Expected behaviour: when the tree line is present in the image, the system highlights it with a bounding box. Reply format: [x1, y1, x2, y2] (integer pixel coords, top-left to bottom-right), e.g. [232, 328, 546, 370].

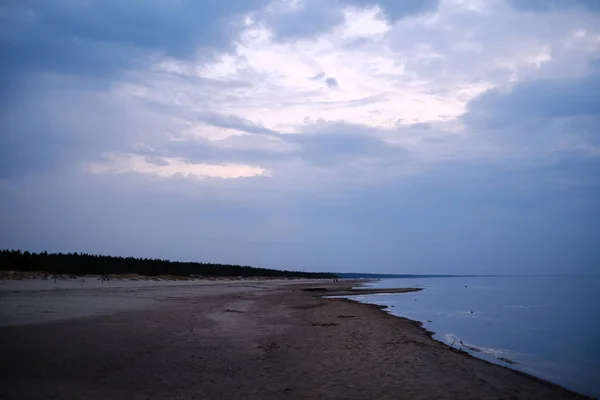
[0, 250, 337, 279]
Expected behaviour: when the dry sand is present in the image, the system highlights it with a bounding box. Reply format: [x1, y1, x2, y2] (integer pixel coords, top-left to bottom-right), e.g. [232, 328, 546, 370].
[0, 279, 591, 399]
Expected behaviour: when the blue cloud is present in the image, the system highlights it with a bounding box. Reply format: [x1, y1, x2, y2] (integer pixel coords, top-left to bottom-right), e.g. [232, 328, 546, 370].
[0, 0, 276, 177]
[0, 79, 172, 178]
[135, 119, 403, 168]
[0, 0, 270, 93]
[464, 72, 600, 129]
[290, 121, 404, 165]
[260, 0, 343, 39]
[344, 0, 439, 21]
[506, 0, 600, 13]
[196, 112, 281, 137]
[325, 77, 339, 88]
[262, 0, 440, 40]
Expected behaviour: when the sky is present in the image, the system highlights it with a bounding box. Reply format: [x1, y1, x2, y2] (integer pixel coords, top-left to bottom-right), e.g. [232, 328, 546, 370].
[1, 0, 599, 274]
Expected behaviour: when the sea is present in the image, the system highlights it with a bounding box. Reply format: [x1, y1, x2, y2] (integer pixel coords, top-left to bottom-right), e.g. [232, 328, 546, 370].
[345, 276, 600, 398]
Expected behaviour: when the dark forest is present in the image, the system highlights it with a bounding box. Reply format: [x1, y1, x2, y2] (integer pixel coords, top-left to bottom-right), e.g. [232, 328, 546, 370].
[0, 250, 336, 279]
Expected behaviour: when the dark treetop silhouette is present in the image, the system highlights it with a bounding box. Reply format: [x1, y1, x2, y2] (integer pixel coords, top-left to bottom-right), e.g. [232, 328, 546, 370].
[0, 250, 337, 279]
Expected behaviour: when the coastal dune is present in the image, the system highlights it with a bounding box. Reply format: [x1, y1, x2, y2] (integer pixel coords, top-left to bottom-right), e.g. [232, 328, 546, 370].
[0, 279, 589, 399]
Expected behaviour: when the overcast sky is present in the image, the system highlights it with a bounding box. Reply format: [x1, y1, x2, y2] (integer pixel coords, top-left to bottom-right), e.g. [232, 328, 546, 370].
[1, 0, 599, 274]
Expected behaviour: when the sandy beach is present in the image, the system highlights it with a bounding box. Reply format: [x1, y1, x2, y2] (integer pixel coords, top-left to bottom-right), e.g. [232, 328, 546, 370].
[0, 278, 590, 400]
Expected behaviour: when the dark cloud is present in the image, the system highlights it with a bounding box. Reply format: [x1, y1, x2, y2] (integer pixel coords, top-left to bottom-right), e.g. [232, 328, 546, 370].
[196, 111, 280, 137]
[325, 77, 339, 88]
[261, 0, 343, 40]
[0, 77, 176, 178]
[506, 0, 600, 13]
[262, 0, 440, 40]
[464, 72, 600, 129]
[344, 0, 439, 21]
[0, 82, 399, 177]
[306, 72, 340, 89]
[0, 0, 270, 93]
[290, 121, 405, 165]
[135, 117, 404, 169]
[130, 118, 404, 169]
[0, 90, 91, 178]
[410, 122, 431, 130]
[0, 81, 282, 178]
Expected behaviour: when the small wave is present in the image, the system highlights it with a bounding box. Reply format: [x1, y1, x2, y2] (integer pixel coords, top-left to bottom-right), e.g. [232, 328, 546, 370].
[497, 304, 553, 308]
[443, 334, 517, 364]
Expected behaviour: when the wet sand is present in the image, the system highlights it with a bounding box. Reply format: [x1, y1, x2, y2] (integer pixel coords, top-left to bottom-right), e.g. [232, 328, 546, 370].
[0, 279, 590, 399]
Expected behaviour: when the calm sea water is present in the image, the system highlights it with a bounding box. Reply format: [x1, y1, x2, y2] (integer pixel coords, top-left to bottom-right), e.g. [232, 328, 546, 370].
[347, 276, 600, 398]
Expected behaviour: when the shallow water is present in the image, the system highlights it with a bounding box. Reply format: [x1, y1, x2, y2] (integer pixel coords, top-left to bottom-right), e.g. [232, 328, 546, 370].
[349, 276, 600, 398]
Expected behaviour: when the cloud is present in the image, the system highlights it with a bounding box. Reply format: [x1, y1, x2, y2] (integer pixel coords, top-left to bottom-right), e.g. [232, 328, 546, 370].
[325, 77, 339, 88]
[466, 73, 600, 124]
[86, 154, 269, 179]
[461, 68, 600, 161]
[196, 111, 281, 137]
[506, 0, 600, 13]
[289, 120, 405, 165]
[0, 0, 271, 97]
[344, 0, 439, 21]
[258, 0, 343, 39]
[386, 0, 600, 86]
[257, 0, 439, 40]
[0, 73, 182, 178]
[1, 0, 600, 273]
[3, 0, 599, 181]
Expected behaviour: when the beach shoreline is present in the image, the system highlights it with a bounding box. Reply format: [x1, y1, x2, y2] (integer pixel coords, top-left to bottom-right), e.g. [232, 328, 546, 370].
[339, 278, 599, 399]
[327, 294, 590, 399]
[0, 279, 591, 399]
